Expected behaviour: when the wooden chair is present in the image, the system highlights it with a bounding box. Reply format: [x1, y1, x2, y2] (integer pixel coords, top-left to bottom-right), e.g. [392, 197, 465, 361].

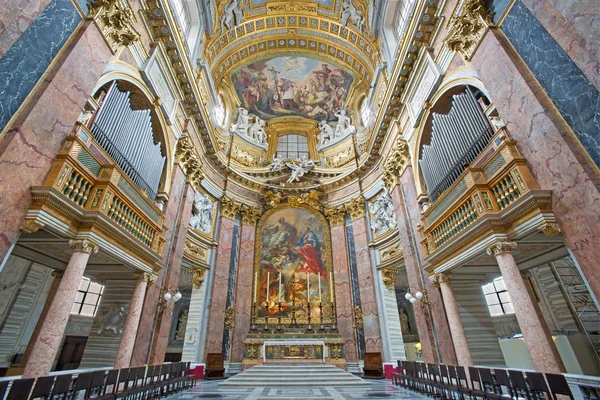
[508, 370, 532, 400]
[362, 352, 384, 379]
[49, 374, 73, 400]
[70, 372, 94, 400]
[0, 381, 9, 400]
[526, 372, 552, 400]
[478, 368, 502, 400]
[205, 353, 225, 379]
[29, 376, 55, 399]
[467, 367, 487, 399]
[545, 373, 574, 400]
[6, 378, 35, 400]
[493, 369, 514, 399]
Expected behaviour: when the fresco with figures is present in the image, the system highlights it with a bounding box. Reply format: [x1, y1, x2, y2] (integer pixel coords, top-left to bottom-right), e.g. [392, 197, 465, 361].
[231, 56, 353, 121]
[255, 207, 333, 322]
[251, 0, 333, 6]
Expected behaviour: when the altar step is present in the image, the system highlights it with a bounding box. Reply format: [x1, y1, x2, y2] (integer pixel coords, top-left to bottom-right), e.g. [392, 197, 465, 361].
[219, 364, 370, 387]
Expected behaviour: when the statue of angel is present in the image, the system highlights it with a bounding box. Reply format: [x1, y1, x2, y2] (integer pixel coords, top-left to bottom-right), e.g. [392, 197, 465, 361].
[230, 107, 251, 137]
[333, 109, 356, 138]
[286, 156, 316, 183]
[248, 116, 267, 144]
[268, 156, 285, 172]
[190, 191, 214, 233]
[317, 120, 335, 147]
[220, 0, 243, 33]
[341, 0, 365, 32]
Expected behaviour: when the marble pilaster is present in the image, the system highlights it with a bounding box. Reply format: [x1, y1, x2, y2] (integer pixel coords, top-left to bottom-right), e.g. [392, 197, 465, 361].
[148, 180, 195, 365]
[0, 0, 54, 57]
[204, 216, 236, 358]
[22, 239, 98, 378]
[114, 272, 150, 369]
[470, 29, 600, 301]
[181, 271, 209, 363]
[230, 212, 259, 363]
[436, 274, 473, 369]
[350, 214, 383, 354]
[331, 222, 358, 362]
[487, 242, 565, 373]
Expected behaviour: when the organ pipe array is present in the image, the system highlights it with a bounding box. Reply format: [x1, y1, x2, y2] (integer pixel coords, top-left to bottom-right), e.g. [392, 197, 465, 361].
[419, 89, 494, 202]
[91, 82, 165, 200]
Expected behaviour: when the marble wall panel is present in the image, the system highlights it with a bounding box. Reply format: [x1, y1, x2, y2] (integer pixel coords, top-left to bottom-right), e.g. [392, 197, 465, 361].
[382, 284, 406, 361]
[0, 0, 54, 58]
[0, 0, 81, 132]
[222, 223, 240, 360]
[470, 30, 600, 301]
[132, 165, 187, 366]
[502, 1, 600, 167]
[520, 0, 599, 90]
[351, 216, 383, 354]
[230, 223, 256, 363]
[331, 224, 357, 362]
[181, 273, 209, 362]
[454, 280, 506, 367]
[0, 20, 111, 265]
[79, 280, 135, 368]
[204, 216, 235, 357]
[345, 221, 365, 359]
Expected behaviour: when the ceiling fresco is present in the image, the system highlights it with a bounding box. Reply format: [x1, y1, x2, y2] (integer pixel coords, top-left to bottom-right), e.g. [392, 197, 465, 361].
[230, 56, 354, 121]
[251, 0, 333, 5]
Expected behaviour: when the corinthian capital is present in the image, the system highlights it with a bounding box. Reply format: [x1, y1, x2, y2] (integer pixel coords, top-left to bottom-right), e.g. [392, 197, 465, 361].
[345, 196, 366, 220]
[240, 205, 262, 225]
[486, 241, 518, 257]
[324, 205, 347, 226]
[69, 239, 99, 254]
[221, 196, 242, 220]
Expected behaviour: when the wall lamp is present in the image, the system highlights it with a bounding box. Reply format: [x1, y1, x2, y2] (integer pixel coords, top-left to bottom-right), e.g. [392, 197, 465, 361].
[404, 287, 430, 309]
[158, 286, 182, 310]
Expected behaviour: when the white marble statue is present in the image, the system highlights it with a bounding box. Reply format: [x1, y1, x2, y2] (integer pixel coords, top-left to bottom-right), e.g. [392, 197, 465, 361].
[77, 109, 94, 126]
[341, 0, 365, 33]
[230, 107, 251, 136]
[248, 116, 267, 144]
[97, 305, 127, 336]
[220, 0, 244, 33]
[490, 115, 506, 131]
[189, 191, 214, 233]
[268, 156, 285, 172]
[317, 120, 335, 147]
[369, 192, 397, 234]
[175, 309, 189, 341]
[333, 109, 356, 138]
[286, 156, 316, 183]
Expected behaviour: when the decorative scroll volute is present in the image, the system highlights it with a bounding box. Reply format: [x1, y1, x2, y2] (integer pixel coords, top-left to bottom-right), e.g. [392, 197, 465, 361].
[89, 0, 139, 52]
[346, 196, 366, 220]
[240, 206, 262, 226]
[189, 268, 207, 289]
[175, 135, 204, 191]
[382, 139, 410, 190]
[221, 196, 242, 220]
[324, 205, 347, 227]
[444, 0, 493, 60]
[381, 268, 399, 291]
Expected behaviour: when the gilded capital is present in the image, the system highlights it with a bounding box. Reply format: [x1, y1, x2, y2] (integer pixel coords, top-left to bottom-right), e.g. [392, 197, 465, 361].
[486, 241, 518, 257]
[221, 196, 242, 220]
[539, 222, 561, 236]
[189, 268, 207, 289]
[346, 196, 366, 220]
[382, 139, 410, 190]
[69, 239, 99, 254]
[434, 272, 452, 286]
[444, 0, 493, 60]
[324, 205, 347, 226]
[240, 206, 262, 225]
[89, 0, 139, 52]
[381, 268, 399, 291]
[133, 271, 155, 285]
[175, 135, 204, 190]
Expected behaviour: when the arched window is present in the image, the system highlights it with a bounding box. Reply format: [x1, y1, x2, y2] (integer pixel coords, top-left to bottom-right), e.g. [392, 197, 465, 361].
[214, 96, 226, 128]
[360, 98, 372, 127]
[393, 0, 416, 39]
[172, 0, 191, 34]
[277, 134, 309, 160]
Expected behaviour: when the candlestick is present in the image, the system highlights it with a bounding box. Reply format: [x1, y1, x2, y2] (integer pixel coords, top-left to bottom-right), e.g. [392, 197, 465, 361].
[254, 272, 258, 303]
[318, 273, 322, 304]
[278, 272, 282, 302]
[307, 273, 310, 301]
[329, 272, 333, 296]
[266, 272, 270, 304]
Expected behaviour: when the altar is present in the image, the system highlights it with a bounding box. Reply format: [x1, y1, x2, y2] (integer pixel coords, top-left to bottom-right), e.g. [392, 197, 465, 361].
[263, 340, 325, 363]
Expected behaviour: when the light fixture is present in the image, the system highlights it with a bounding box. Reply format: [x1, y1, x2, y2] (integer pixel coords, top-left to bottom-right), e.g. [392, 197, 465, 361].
[159, 286, 182, 309]
[404, 287, 430, 309]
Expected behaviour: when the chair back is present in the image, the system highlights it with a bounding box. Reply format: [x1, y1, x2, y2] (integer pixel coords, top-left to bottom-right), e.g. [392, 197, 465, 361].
[526, 372, 550, 394]
[50, 374, 73, 397]
[508, 370, 531, 399]
[206, 353, 224, 369]
[448, 365, 458, 385]
[0, 381, 8, 400]
[104, 369, 119, 394]
[456, 366, 470, 389]
[73, 371, 94, 393]
[90, 369, 106, 393]
[494, 369, 514, 397]
[545, 373, 574, 399]
[6, 378, 35, 400]
[440, 365, 449, 383]
[478, 368, 498, 394]
[468, 367, 481, 390]
[29, 376, 55, 399]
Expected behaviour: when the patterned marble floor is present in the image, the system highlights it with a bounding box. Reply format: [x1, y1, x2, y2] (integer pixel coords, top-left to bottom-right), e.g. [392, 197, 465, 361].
[164, 380, 433, 399]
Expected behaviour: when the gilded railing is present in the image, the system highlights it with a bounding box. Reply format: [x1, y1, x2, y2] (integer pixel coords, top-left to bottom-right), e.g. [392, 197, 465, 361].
[38, 123, 166, 255]
[419, 135, 539, 256]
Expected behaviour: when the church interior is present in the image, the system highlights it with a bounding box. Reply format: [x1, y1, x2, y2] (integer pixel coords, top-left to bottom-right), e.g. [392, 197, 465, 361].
[0, 0, 598, 398]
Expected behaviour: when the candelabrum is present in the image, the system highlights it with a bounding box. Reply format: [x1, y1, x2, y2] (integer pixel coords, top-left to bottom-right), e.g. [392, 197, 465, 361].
[331, 302, 337, 330]
[251, 302, 258, 330]
[319, 301, 324, 330]
[263, 302, 270, 331]
[276, 301, 283, 331]
[291, 293, 297, 327]
[306, 301, 312, 332]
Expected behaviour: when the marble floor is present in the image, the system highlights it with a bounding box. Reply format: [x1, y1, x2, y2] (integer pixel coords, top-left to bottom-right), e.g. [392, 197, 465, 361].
[164, 380, 432, 399]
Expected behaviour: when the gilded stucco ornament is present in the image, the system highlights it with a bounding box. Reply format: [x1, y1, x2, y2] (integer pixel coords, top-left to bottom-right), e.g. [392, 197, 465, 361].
[382, 139, 410, 189]
[324, 205, 346, 227]
[346, 196, 366, 220]
[240, 205, 263, 225]
[88, 0, 139, 52]
[444, 0, 493, 60]
[381, 268, 399, 291]
[189, 268, 207, 289]
[221, 196, 242, 219]
[224, 306, 236, 331]
[175, 135, 205, 191]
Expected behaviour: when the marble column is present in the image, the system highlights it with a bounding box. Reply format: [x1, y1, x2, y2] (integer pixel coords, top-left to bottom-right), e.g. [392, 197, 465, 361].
[22, 239, 98, 378]
[230, 207, 260, 363]
[436, 273, 473, 369]
[148, 180, 195, 365]
[114, 272, 151, 369]
[204, 200, 239, 358]
[487, 242, 565, 373]
[19, 270, 63, 366]
[348, 198, 383, 353]
[327, 211, 358, 362]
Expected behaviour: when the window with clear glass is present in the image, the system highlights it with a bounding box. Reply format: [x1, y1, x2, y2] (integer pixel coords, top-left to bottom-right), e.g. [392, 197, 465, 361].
[394, 0, 416, 39]
[71, 277, 104, 317]
[276, 134, 309, 160]
[172, 0, 191, 35]
[360, 99, 372, 127]
[214, 97, 226, 128]
[482, 277, 514, 316]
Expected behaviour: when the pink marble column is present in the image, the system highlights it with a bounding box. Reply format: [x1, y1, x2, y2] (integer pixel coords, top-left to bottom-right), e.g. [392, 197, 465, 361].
[351, 211, 383, 354]
[230, 210, 259, 363]
[0, 21, 112, 264]
[114, 272, 151, 369]
[204, 215, 236, 358]
[487, 242, 565, 373]
[331, 221, 358, 362]
[148, 181, 195, 365]
[19, 270, 63, 366]
[22, 239, 98, 378]
[470, 30, 600, 301]
[436, 274, 473, 369]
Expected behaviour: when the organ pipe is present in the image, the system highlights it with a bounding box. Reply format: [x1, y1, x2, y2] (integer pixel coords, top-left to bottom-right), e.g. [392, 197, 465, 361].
[420, 89, 494, 202]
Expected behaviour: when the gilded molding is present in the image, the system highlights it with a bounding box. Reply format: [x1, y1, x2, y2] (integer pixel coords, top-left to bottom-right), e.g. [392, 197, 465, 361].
[224, 306, 236, 331]
[175, 135, 205, 191]
[89, 0, 139, 52]
[240, 205, 263, 225]
[486, 241, 518, 257]
[345, 196, 366, 220]
[262, 190, 283, 210]
[444, 0, 492, 60]
[69, 239, 99, 254]
[381, 242, 402, 261]
[189, 268, 207, 289]
[381, 268, 399, 291]
[352, 306, 363, 330]
[539, 222, 561, 236]
[21, 220, 45, 234]
[221, 196, 242, 220]
[184, 241, 207, 261]
[382, 139, 410, 190]
[324, 205, 347, 227]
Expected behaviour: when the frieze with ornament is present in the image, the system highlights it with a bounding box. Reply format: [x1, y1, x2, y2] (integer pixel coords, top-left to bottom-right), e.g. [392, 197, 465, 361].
[89, 0, 139, 53]
[444, 0, 492, 60]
